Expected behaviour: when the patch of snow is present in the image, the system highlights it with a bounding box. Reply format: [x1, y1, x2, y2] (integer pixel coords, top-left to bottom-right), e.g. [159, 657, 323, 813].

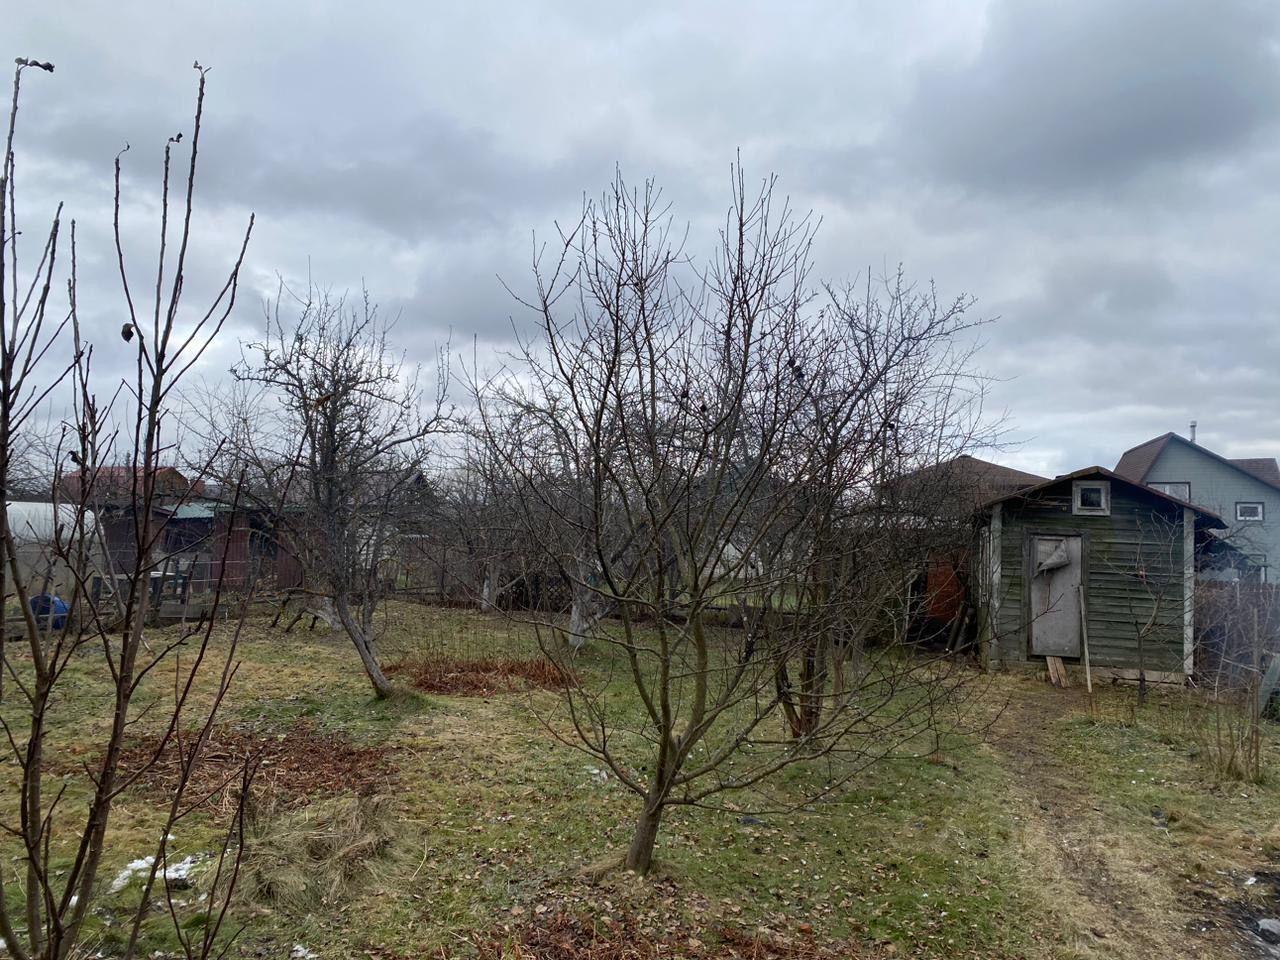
[108, 853, 206, 894]
[291, 946, 319, 960]
[109, 857, 155, 893]
[163, 856, 200, 883]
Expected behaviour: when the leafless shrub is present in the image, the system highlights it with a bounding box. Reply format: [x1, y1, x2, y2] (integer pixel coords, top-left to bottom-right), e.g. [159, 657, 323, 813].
[0, 60, 257, 960]
[1189, 581, 1280, 783]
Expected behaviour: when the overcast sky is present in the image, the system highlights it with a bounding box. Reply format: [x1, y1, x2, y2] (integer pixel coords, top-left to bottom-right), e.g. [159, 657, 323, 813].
[10, 0, 1280, 477]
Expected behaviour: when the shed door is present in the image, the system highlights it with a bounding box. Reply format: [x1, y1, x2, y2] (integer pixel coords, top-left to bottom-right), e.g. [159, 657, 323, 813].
[1029, 535, 1083, 657]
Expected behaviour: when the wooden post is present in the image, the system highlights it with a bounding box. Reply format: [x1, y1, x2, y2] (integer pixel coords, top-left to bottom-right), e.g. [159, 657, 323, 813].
[1252, 606, 1262, 780]
[1079, 584, 1093, 696]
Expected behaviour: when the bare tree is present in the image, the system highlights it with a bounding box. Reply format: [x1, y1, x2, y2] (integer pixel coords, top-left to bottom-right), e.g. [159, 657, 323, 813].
[426, 436, 535, 609]
[476, 169, 990, 874]
[224, 285, 448, 698]
[0, 60, 257, 959]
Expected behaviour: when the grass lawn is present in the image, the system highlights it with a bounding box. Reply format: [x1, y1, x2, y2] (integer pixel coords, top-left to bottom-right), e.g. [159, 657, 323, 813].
[4, 604, 1280, 958]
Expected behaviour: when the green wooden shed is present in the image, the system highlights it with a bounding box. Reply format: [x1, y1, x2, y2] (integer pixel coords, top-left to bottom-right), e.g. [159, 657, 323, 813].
[976, 466, 1226, 681]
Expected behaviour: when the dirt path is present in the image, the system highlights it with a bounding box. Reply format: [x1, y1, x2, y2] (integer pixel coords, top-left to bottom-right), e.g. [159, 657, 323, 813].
[987, 680, 1268, 960]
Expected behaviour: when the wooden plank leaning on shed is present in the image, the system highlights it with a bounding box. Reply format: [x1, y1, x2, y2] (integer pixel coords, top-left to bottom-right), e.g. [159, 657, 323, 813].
[1079, 584, 1092, 695]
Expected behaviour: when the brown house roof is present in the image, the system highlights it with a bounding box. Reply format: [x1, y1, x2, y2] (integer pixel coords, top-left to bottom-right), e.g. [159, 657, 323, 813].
[1230, 457, 1280, 486]
[896, 455, 1047, 509]
[61, 466, 205, 504]
[1114, 432, 1280, 492]
[1113, 434, 1173, 484]
[943, 455, 1048, 492]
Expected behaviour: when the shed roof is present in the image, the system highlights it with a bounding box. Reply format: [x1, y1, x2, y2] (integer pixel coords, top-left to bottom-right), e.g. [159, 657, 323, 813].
[982, 465, 1227, 529]
[1115, 432, 1280, 492]
[161, 502, 217, 521]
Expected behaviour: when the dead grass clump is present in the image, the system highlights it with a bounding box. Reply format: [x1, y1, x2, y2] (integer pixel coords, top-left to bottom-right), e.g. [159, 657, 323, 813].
[1262, 823, 1280, 858]
[477, 913, 880, 959]
[1171, 691, 1267, 785]
[388, 655, 572, 696]
[116, 722, 396, 812]
[1165, 806, 1211, 836]
[239, 794, 407, 915]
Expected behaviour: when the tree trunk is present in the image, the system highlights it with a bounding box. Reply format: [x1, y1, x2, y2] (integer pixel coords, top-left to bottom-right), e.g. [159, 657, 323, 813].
[334, 594, 395, 698]
[481, 563, 497, 611]
[568, 585, 598, 650]
[567, 550, 601, 649]
[354, 633, 395, 699]
[624, 803, 664, 875]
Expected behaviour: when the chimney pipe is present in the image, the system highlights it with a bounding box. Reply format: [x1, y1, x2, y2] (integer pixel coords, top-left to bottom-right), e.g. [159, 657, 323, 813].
[1190, 420, 1198, 443]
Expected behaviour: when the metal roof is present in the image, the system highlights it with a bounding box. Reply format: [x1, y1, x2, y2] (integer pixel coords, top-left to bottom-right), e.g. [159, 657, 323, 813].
[162, 502, 217, 520]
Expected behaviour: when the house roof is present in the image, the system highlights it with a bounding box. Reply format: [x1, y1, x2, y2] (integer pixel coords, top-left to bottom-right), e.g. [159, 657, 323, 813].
[982, 465, 1227, 529]
[938, 455, 1047, 491]
[894, 455, 1047, 508]
[61, 466, 205, 502]
[1113, 434, 1172, 484]
[1230, 457, 1280, 486]
[1115, 432, 1280, 493]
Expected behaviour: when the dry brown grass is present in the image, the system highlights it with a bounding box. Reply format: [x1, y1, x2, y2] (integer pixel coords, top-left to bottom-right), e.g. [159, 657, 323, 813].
[238, 794, 410, 915]
[388, 655, 573, 696]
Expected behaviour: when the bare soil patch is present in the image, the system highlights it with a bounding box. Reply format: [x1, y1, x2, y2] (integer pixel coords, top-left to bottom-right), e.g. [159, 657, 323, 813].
[388, 655, 572, 696]
[115, 722, 396, 812]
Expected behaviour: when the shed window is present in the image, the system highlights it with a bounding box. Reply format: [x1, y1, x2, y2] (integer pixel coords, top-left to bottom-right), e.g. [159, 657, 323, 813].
[1150, 481, 1190, 500]
[1072, 480, 1110, 516]
[1237, 502, 1265, 522]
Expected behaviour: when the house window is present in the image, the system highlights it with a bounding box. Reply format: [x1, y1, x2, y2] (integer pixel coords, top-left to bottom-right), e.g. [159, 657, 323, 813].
[1237, 502, 1265, 522]
[1072, 480, 1110, 516]
[1150, 481, 1190, 500]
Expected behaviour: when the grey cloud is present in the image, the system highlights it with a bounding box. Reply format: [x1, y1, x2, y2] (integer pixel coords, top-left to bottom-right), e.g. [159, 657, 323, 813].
[898, 0, 1280, 194]
[10, 0, 1280, 480]
[992, 255, 1177, 347]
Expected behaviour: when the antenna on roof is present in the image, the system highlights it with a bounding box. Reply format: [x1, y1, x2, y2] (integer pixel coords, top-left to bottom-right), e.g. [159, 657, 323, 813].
[1190, 420, 1198, 443]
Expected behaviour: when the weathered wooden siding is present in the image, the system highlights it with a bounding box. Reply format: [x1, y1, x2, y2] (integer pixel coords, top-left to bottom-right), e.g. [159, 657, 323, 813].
[992, 483, 1186, 672]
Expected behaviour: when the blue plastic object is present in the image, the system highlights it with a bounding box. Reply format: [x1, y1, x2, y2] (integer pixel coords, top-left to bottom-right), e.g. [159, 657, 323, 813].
[29, 594, 69, 630]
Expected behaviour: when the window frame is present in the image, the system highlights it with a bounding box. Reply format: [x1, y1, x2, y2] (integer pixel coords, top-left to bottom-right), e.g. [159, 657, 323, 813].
[1072, 480, 1111, 517]
[1236, 501, 1265, 523]
[1149, 481, 1190, 501]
